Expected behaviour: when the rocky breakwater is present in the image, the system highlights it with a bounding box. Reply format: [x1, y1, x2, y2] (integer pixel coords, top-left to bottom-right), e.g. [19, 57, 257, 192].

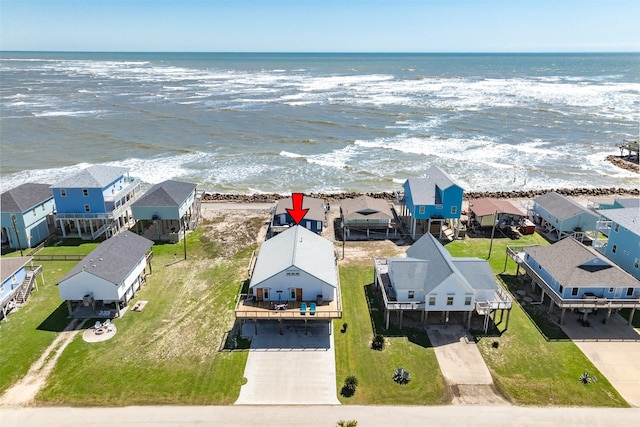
[606, 155, 639, 174]
[202, 187, 639, 203]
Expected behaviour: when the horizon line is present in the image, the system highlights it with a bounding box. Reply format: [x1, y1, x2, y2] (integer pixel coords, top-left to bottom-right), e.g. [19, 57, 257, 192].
[1, 50, 639, 55]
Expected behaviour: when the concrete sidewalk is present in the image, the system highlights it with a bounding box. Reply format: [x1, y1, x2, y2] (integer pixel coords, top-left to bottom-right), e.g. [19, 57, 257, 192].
[235, 320, 340, 405]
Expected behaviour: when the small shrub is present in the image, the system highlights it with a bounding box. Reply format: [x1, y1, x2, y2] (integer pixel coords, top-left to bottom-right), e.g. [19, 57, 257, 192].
[340, 375, 359, 397]
[579, 372, 591, 384]
[371, 334, 385, 350]
[336, 420, 358, 427]
[341, 322, 348, 333]
[492, 341, 499, 349]
[393, 367, 411, 385]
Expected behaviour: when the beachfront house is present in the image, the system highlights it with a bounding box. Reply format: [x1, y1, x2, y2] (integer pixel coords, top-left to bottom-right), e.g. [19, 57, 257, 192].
[529, 192, 598, 241]
[340, 195, 398, 240]
[270, 196, 327, 236]
[515, 237, 640, 325]
[594, 207, 640, 280]
[399, 166, 464, 239]
[57, 231, 153, 318]
[51, 165, 143, 240]
[374, 233, 512, 332]
[1, 183, 55, 250]
[1, 256, 43, 320]
[131, 180, 200, 242]
[468, 198, 526, 235]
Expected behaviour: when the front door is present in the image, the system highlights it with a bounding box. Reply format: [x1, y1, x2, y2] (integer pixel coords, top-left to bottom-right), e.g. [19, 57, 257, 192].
[296, 288, 303, 301]
[256, 288, 263, 301]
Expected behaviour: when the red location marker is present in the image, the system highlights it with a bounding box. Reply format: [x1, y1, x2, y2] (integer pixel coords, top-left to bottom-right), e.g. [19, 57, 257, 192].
[286, 193, 309, 225]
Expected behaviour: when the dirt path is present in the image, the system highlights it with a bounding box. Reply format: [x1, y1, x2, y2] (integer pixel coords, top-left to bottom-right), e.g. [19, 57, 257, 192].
[0, 319, 86, 407]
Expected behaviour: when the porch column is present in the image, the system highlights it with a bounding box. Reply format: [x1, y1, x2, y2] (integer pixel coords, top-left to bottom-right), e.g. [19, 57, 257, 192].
[424, 310, 429, 326]
[411, 217, 417, 239]
[66, 300, 73, 316]
[548, 298, 554, 314]
[399, 309, 403, 329]
[60, 219, 67, 237]
[560, 308, 566, 325]
[505, 308, 511, 330]
[254, 319, 258, 335]
[385, 309, 390, 329]
[76, 220, 81, 237]
[606, 306, 612, 325]
[540, 286, 545, 303]
[467, 310, 472, 329]
[628, 307, 636, 325]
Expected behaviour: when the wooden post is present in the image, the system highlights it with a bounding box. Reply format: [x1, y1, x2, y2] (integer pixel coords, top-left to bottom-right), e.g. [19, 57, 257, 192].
[505, 308, 511, 330]
[385, 309, 390, 329]
[280, 319, 284, 335]
[399, 309, 403, 329]
[606, 306, 612, 325]
[66, 300, 73, 317]
[548, 298, 554, 314]
[628, 307, 636, 325]
[254, 319, 258, 335]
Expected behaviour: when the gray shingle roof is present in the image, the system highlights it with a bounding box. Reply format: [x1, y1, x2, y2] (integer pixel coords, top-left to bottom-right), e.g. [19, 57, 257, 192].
[533, 192, 597, 220]
[524, 237, 637, 288]
[1, 257, 33, 283]
[0, 183, 53, 213]
[404, 166, 462, 205]
[405, 233, 454, 287]
[615, 198, 640, 209]
[250, 225, 337, 289]
[274, 196, 325, 221]
[132, 180, 197, 208]
[58, 231, 153, 286]
[341, 195, 393, 220]
[597, 207, 640, 236]
[52, 165, 128, 189]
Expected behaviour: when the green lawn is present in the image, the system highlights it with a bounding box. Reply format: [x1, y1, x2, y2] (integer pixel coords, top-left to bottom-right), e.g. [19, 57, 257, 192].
[333, 265, 448, 405]
[445, 234, 628, 407]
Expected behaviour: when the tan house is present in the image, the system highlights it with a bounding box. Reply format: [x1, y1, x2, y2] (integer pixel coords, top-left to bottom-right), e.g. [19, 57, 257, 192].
[340, 195, 399, 239]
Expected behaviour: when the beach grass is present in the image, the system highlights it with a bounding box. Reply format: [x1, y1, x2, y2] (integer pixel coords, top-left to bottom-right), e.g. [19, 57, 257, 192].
[333, 265, 448, 405]
[445, 234, 628, 407]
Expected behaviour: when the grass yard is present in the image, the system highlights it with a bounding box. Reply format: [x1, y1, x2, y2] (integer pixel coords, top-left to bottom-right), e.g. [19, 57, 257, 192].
[333, 265, 448, 405]
[445, 234, 628, 407]
[35, 220, 259, 405]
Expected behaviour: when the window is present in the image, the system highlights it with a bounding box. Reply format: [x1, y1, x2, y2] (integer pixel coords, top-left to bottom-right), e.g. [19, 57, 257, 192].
[447, 296, 454, 306]
[538, 264, 542, 270]
[60, 189, 67, 197]
[451, 206, 457, 215]
[42, 204, 45, 211]
[571, 288, 578, 296]
[428, 296, 436, 306]
[627, 288, 634, 297]
[419, 206, 425, 215]
[464, 296, 472, 306]
[559, 285, 563, 294]
[436, 204, 443, 210]
[609, 287, 614, 293]
[634, 259, 639, 269]
[33, 209, 36, 216]
[408, 291, 415, 299]
[612, 244, 617, 254]
[290, 289, 296, 299]
[84, 204, 91, 212]
[614, 224, 620, 232]
[263, 288, 269, 300]
[0, 284, 4, 293]
[82, 188, 89, 197]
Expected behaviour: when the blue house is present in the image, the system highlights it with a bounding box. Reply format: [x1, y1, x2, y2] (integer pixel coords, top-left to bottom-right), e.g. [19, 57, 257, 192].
[530, 192, 599, 241]
[519, 237, 639, 325]
[51, 165, 143, 239]
[131, 180, 200, 242]
[1, 256, 43, 320]
[594, 207, 640, 280]
[1, 183, 55, 250]
[400, 166, 464, 239]
[270, 196, 327, 236]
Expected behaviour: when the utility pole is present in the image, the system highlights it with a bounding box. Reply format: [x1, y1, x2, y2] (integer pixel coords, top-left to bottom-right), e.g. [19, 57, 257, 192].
[487, 210, 498, 260]
[11, 214, 24, 256]
[183, 217, 187, 260]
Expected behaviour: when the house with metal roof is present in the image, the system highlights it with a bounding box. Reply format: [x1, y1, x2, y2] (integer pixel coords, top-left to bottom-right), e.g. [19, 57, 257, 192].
[340, 195, 398, 240]
[270, 196, 327, 236]
[468, 198, 525, 229]
[1, 183, 55, 250]
[131, 180, 200, 242]
[374, 233, 512, 332]
[57, 231, 153, 318]
[51, 165, 143, 240]
[399, 166, 464, 239]
[1, 257, 43, 321]
[594, 207, 640, 280]
[516, 237, 639, 325]
[530, 192, 598, 241]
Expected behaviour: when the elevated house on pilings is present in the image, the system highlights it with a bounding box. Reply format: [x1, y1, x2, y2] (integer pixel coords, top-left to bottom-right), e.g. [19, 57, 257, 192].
[269, 196, 327, 237]
[399, 166, 464, 240]
[1, 256, 43, 321]
[56, 231, 153, 319]
[1, 183, 55, 250]
[508, 237, 639, 326]
[131, 180, 201, 243]
[527, 191, 598, 242]
[374, 233, 512, 333]
[594, 207, 640, 280]
[51, 165, 143, 240]
[340, 195, 400, 240]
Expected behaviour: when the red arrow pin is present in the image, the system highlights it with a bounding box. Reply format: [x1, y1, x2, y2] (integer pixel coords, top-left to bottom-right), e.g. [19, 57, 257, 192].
[286, 193, 309, 225]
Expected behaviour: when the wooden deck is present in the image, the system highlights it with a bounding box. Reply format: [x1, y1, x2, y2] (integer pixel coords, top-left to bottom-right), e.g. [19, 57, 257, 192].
[235, 295, 342, 320]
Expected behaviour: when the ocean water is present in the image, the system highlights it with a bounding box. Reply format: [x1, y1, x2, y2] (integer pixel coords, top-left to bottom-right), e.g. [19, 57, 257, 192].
[1, 52, 638, 194]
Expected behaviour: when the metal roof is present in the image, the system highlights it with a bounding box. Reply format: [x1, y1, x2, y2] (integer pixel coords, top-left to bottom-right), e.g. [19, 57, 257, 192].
[533, 192, 598, 221]
[58, 231, 153, 286]
[341, 195, 393, 220]
[1, 183, 53, 213]
[597, 207, 640, 236]
[468, 198, 524, 217]
[132, 180, 197, 208]
[249, 225, 337, 289]
[404, 165, 462, 205]
[52, 165, 129, 189]
[524, 237, 638, 289]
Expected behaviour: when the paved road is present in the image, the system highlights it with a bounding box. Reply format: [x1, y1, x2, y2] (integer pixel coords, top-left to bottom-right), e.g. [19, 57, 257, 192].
[2, 405, 640, 427]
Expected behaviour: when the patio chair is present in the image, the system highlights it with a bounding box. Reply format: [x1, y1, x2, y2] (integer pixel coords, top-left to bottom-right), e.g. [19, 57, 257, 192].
[94, 321, 102, 330]
[310, 302, 316, 315]
[300, 302, 307, 315]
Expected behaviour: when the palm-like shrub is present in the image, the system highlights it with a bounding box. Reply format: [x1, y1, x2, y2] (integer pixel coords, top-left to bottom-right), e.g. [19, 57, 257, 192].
[371, 334, 385, 350]
[579, 372, 591, 384]
[393, 367, 411, 385]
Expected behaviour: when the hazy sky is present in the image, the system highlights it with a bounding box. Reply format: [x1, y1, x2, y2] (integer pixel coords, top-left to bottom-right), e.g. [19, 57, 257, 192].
[1, 0, 638, 52]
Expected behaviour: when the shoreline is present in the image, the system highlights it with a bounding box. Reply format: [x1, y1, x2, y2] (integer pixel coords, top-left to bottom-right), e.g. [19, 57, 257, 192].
[202, 186, 639, 203]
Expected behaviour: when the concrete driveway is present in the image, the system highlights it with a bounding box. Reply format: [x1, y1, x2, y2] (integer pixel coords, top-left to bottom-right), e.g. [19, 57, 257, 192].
[560, 311, 640, 407]
[427, 325, 507, 404]
[235, 320, 340, 405]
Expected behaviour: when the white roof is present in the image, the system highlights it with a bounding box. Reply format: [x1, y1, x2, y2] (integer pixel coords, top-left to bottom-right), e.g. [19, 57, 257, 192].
[250, 225, 337, 288]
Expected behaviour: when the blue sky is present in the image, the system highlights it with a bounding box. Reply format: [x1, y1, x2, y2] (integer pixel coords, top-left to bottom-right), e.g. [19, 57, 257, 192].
[1, 0, 638, 52]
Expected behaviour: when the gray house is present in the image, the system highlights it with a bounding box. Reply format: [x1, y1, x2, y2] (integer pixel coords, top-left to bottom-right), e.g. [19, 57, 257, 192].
[131, 180, 199, 242]
[340, 195, 398, 240]
[530, 192, 598, 241]
[1, 183, 55, 250]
